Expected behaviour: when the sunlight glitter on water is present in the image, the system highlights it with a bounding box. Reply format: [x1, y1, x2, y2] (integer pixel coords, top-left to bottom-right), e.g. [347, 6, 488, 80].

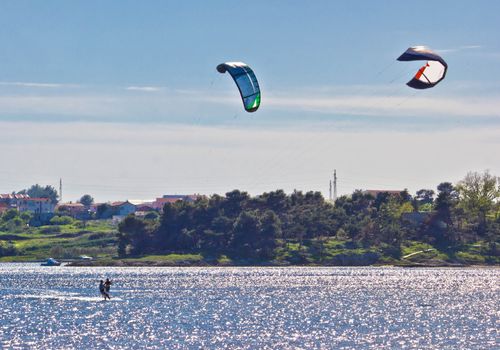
[0, 264, 498, 349]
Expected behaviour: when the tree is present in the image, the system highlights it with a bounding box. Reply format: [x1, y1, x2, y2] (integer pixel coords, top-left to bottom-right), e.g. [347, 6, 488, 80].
[1, 209, 19, 222]
[398, 189, 412, 204]
[223, 190, 250, 217]
[456, 170, 500, 234]
[18, 184, 59, 204]
[118, 216, 153, 256]
[260, 190, 289, 214]
[144, 211, 159, 221]
[117, 233, 127, 257]
[231, 211, 260, 258]
[435, 182, 458, 221]
[96, 203, 113, 219]
[50, 216, 74, 225]
[416, 189, 435, 206]
[79, 194, 94, 207]
[433, 182, 459, 245]
[155, 203, 181, 251]
[258, 210, 281, 259]
[373, 192, 391, 210]
[377, 197, 407, 248]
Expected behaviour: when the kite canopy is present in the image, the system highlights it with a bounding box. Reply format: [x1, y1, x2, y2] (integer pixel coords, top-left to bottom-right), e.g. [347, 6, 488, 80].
[217, 62, 261, 112]
[397, 46, 448, 89]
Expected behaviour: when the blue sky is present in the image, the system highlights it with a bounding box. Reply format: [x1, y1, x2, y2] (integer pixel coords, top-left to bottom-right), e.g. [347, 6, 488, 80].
[1, 1, 499, 201]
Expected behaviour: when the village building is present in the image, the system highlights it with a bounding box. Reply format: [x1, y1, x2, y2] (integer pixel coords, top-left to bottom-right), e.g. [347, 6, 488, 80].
[152, 194, 199, 211]
[135, 203, 156, 212]
[111, 201, 136, 216]
[56, 202, 89, 219]
[18, 198, 56, 214]
[0, 193, 30, 209]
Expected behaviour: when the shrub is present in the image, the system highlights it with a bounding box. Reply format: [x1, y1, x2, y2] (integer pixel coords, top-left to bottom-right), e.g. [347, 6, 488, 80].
[0, 242, 18, 257]
[50, 216, 74, 225]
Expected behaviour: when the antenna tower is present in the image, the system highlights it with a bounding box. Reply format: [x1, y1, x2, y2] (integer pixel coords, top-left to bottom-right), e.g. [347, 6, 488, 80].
[333, 170, 337, 203]
[329, 180, 332, 201]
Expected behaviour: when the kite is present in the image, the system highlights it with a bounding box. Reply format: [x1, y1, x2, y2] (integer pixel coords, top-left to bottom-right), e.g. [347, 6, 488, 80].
[397, 46, 448, 89]
[217, 62, 261, 112]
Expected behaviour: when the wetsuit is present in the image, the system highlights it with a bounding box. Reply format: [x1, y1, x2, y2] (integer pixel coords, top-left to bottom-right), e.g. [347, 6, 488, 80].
[99, 282, 110, 299]
[104, 280, 112, 293]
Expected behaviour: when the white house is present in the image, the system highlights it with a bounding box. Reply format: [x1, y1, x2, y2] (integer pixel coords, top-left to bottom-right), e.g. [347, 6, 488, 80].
[18, 198, 56, 214]
[111, 201, 136, 216]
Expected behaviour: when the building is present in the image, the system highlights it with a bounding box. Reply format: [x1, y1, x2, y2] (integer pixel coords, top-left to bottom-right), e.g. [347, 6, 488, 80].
[56, 202, 87, 218]
[128, 200, 155, 212]
[135, 203, 156, 212]
[111, 201, 136, 216]
[89, 203, 101, 214]
[152, 194, 200, 211]
[18, 198, 56, 214]
[0, 194, 30, 209]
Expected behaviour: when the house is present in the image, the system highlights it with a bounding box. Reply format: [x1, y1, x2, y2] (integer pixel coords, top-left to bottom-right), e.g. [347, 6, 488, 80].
[0, 194, 30, 209]
[89, 203, 101, 214]
[152, 194, 200, 210]
[128, 200, 155, 212]
[1, 194, 56, 215]
[111, 201, 136, 216]
[135, 203, 156, 212]
[18, 198, 56, 214]
[92, 203, 113, 219]
[152, 197, 180, 210]
[56, 202, 87, 218]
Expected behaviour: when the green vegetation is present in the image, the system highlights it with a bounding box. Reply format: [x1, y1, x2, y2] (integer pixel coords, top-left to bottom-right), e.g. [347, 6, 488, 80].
[1, 170, 499, 266]
[17, 184, 59, 204]
[0, 217, 117, 261]
[113, 170, 499, 266]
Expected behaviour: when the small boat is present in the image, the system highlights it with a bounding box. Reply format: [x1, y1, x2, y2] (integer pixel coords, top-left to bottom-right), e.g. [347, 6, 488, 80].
[41, 258, 61, 266]
[79, 255, 93, 260]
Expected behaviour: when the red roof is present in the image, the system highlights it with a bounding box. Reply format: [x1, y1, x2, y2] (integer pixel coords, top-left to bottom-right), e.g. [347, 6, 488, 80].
[0, 194, 30, 199]
[155, 198, 181, 204]
[58, 203, 84, 208]
[111, 201, 134, 207]
[23, 197, 51, 202]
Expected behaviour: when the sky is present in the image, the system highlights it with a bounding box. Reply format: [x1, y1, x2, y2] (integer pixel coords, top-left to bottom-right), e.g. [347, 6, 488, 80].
[0, 1, 499, 202]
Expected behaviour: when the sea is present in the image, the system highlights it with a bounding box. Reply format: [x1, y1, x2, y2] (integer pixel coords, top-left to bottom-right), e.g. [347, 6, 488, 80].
[0, 264, 498, 349]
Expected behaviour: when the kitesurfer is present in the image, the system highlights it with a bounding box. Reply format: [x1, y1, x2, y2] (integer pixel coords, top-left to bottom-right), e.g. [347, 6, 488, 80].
[104, 278, 112, 294]
[99, 280, 111, 300]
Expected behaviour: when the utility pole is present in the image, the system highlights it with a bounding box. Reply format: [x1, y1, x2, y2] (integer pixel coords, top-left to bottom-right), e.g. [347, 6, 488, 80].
[329, 180, 332, 201]
[333, 169, 337, 203]
[59, 178, 63, 203]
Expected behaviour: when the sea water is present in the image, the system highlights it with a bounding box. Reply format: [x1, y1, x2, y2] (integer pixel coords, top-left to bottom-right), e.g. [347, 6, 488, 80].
[0, 264, 498, 349]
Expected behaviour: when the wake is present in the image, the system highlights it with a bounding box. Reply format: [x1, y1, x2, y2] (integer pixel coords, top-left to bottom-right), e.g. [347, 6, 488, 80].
[15, 293, 123, 302]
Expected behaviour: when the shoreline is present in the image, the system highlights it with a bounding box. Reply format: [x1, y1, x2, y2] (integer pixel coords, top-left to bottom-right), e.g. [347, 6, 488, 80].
[62, 260, 497, 268]
[1, 259, 498, 268]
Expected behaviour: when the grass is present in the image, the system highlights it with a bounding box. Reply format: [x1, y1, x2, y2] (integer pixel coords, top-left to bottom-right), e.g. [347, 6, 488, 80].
[0, 220, 118, 261]
[273, 238, 380, 265]
[1, 221, 497, 266]
[449, 241, 499, 265]
[125, 254, 204, 262]
[401, 241, 436, 256]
